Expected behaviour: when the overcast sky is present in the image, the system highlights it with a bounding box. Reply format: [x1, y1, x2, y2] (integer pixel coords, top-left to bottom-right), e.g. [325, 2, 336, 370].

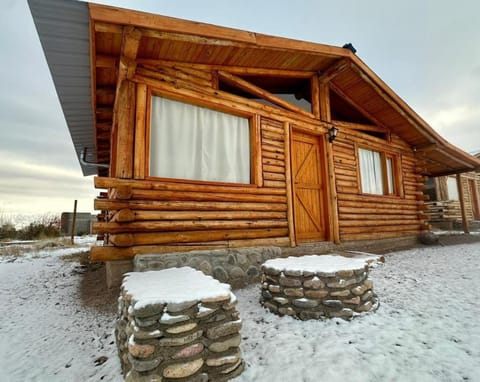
[1, 0, 479, 219]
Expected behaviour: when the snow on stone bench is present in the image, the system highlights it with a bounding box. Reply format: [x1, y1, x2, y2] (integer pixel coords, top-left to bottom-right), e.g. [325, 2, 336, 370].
[260, 255, 379, 320]
[116, 267, 244, 381]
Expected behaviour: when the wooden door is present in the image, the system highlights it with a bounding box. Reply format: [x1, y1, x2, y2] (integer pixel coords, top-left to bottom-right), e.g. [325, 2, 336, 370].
[468, 179, 480, 220]
[291, 131, 328, 242]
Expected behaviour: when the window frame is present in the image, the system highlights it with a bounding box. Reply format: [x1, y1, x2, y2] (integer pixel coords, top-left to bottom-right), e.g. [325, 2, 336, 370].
[357, 145, 402, 197]
[145, 89, 261, 187]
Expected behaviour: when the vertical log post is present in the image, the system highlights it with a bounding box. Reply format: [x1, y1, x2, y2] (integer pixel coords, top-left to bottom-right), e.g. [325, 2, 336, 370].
[71, 199, 78, 245]
[456, 174, 470, 234]
[319, 82, 340, 243]
[284, 121, 295, 247]
[113, 26, 142, 180]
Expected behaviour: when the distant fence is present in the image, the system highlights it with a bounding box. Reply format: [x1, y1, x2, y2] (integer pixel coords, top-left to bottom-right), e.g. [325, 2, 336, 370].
[61, 212, 94, 236]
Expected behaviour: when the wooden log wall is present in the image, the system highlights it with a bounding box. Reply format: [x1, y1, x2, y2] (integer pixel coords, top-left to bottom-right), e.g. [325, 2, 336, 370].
[333, 132, 427, 241]
[426, 174, 479, 222]
[92, 57, 296, 261]
[91, 57, 430, 260]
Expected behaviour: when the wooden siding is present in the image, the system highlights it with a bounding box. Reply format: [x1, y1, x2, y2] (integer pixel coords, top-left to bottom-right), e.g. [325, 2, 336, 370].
[333, 133, 426, 241]
[426, 173, 480, 222]
[90, 56, 428, 261]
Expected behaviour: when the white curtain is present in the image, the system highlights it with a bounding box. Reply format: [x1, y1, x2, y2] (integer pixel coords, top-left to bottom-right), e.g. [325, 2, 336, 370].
[359, 148, 383, 195]
[386, 157, 394, 194]
[447, 177, 459, 200]
[150, 96, 250, 183]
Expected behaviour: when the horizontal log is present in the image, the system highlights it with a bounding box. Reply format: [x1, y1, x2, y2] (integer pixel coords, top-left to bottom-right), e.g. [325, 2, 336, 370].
[339, 219, 420, 227]
[94, 219, 288, 234]
[261, 123, 284, 135]
[336, 180, 358, 188]
[262, 150, 285, 161]
[337, 193, 422, 206]
[111, 208, 135, 223]
[263, 172, 286, 181]
[262, 157, 285, 167]
[263, 180, 286, 188]
[94, 176, 286, 195]
[260, 144, 285, 154]
[334, 173, 358, 182]
[340, 224, 422, 234]
[339, 212, 418, 220]
[262, 137, 285, 149]
[90, 236, 290, 261]
[109, 228, 289, 247]
[94, 199, 288, 212]
[133, 210, 287, 221]
[338, 206, 418, 215]
[262, 129, 284, 141]
[332, 145, 355, 156]
[131, 189, 287, 203]
[341, 231, 419, 242]
[262, 164, 285, 174]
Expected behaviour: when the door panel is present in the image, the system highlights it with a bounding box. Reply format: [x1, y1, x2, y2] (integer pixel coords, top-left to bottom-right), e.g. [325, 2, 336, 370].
[291, 132, 327, 242]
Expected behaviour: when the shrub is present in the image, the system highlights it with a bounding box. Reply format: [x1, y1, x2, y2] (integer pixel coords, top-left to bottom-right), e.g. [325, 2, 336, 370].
[0, 223, 16, 240]
[17, 214, 61, 240]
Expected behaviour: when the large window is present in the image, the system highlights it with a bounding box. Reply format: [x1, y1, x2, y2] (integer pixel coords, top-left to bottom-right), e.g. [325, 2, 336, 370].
[150, 96, 251, 184]
[358, 147, 397, 195]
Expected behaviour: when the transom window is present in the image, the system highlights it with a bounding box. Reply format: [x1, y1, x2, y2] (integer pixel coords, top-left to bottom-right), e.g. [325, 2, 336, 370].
[358, 147, 397, 195]
[149, 96, 251, 184]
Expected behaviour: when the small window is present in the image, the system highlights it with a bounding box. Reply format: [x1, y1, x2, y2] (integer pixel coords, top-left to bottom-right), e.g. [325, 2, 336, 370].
[446, 177, 459, 200]
[149, 96, 251, 184]
[358, 148, 398, 195]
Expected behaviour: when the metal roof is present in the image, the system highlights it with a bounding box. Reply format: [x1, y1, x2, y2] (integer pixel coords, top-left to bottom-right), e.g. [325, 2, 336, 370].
[28, 0, 96, 176]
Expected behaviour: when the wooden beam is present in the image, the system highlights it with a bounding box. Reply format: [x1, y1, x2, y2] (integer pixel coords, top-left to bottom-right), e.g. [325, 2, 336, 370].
[332, 120, 387, 134]
[136, 59, 315, 78]
[113, 80, 136, 178]
[329, 82, 388, 130]
[319, 58, 350, 84]
[456, 174, 470, 234]
[284, 122, 295, 247]
[320, 82, 340, 244]
[94, 21, 122, 34]
[217, 70, 315, 119]
[96, 54, 117, 68]
[134, 83, 147, 179]
[112, 26, 142, 179]
[89, 3, 258, 44]
[311, 75, 320, 118]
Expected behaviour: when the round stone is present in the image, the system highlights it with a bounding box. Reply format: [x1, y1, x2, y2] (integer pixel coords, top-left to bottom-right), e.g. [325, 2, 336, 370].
[163, 358, 204, 379]
[213, 266, 229, 283]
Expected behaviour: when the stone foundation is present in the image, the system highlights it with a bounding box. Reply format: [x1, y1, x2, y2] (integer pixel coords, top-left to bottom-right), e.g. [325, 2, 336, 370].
[260, 255, 379, 320]
[116, 268, 244, 381]
[134, 247, 282, 289]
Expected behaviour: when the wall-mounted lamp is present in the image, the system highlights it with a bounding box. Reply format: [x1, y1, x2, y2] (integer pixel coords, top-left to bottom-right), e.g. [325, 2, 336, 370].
[328, 126, 339, 143]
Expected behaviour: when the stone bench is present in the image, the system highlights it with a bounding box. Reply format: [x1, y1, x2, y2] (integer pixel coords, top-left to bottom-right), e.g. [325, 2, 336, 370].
[116, 267, 244, 381]
[260, 255, 379, 320]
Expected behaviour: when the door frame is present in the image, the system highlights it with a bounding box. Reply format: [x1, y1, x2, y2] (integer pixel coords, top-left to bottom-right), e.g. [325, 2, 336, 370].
[289, 127, 332, 243]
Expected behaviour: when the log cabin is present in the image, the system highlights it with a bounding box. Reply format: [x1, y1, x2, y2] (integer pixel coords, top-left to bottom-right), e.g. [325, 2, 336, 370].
[425, 152, 480, 231]
[29, 1, 480, 272]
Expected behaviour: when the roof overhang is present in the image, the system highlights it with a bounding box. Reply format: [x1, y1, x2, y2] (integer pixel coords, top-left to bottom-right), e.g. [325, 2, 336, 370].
[28, 0, 480, 177]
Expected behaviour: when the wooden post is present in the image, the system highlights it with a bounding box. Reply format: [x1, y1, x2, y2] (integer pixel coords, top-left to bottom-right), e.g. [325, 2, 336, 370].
[319, 83, 340, 243]
[284, 122, 295, 247]
[456, 174, 470, 234]
[71, 199, 78, 245]
[134, 83, 147, 179]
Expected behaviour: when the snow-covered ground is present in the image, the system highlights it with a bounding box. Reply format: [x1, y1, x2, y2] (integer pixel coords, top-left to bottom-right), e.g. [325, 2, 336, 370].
[1, 239, 479, 381]
[0, 236, 122, 382]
